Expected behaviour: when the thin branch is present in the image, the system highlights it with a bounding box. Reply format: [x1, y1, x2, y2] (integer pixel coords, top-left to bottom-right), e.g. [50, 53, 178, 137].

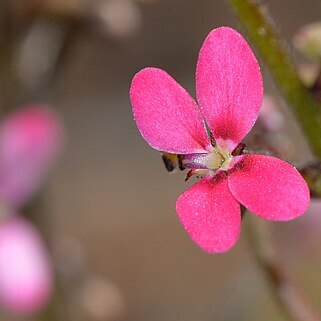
[246, 217, 321, 321]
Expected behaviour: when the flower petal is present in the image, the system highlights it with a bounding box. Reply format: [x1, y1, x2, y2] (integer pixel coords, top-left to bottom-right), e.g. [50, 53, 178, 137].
[176, 173, 241, 253]
[196, 27, 263, 151]
[228, 155, 310, 221]
[130, 68, 210, 154]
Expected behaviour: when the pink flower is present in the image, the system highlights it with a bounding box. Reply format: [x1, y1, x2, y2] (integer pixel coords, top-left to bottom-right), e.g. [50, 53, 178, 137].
[0, 105, 63, 208]
[130, 27, 310, 253]
[0, 216, 53, 314]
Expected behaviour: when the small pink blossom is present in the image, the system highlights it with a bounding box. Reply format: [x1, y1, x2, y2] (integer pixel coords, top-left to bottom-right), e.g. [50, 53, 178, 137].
[0, 105, 63, 208]
[130, 27, 310, 253]
[0, 216, 53, 313]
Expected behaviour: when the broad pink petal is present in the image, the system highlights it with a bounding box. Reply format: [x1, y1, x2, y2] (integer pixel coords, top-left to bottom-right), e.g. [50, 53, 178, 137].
[196, 27, 263, 151]
[228, 155, 310, 220]
[176, 173, 241, 253]
[130, 68, 210, 154]
[0, 106, 63, 208]
[0, 216, 53, 314]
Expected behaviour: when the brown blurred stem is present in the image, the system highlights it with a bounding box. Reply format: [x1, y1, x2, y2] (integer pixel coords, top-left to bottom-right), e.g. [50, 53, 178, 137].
[299, 160, 321, 198]
[228, 0, 321, 159]
[246, 216, 321, 321]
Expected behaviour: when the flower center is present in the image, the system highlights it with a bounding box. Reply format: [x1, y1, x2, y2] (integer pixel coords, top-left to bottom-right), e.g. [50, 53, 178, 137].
[182, 147, 233, 172]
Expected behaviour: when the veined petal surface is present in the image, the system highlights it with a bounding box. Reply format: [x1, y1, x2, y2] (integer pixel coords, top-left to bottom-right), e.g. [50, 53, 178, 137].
[228, 155, 310, 221]
[196, 27, 263, 152]
[130, 68, 210, 154]
[176, 174, 241, 253]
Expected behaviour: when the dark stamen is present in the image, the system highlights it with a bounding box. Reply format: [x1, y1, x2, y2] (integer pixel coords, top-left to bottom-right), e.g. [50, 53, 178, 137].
[209, 131, 216, 147]
[185, 169, 196, 181]
[162, 154, 175, 172]
[232, 143, 246, 156]
[177, 154, 185, 170]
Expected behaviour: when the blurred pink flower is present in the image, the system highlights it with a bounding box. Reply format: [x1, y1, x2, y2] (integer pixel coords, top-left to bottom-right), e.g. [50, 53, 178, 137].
[0, 216, 53, 314]
[130, 27, 310, 253]
[258, 95, 284, 132]
[0, 105, 63, 208]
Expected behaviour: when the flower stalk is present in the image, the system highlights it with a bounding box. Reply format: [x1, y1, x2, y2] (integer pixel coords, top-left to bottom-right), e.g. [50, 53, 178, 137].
[246, 216, 321, 321]
[228, 0, 321, 159]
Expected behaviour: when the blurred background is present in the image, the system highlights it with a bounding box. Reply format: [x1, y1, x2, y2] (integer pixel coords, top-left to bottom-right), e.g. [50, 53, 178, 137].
[0, 0, 321, 320]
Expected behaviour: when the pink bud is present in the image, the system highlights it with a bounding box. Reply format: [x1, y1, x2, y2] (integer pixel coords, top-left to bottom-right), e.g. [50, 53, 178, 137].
[0, 105, 63, 208]
[0, 216, 53, 314]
